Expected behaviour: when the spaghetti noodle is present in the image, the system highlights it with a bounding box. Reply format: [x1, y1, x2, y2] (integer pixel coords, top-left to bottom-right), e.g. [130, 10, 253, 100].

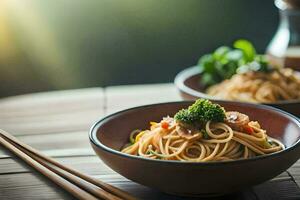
[206, 68, 300, 103]
[121, 111, 284, 162]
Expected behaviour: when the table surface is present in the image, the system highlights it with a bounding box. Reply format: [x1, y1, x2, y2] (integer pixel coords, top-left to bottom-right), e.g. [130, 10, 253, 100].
[1, 83, 300, 200]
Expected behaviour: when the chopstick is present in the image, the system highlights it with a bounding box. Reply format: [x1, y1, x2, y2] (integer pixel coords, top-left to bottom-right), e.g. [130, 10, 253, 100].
[0, 130, 135, 200]
[16, 144, 122, 200]
[0, 136, 98, 200]
[0, 130, 138, 200]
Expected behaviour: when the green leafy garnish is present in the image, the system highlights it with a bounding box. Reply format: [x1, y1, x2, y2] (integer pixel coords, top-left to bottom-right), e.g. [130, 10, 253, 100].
[233, 39, 256, 62]
[201, 129, 210, 139]
[174, 99, 225, 125]
[198, 39, 273, 87]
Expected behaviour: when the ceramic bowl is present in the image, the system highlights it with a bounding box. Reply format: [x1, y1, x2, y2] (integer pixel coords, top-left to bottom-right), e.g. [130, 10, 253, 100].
[89, 101, 300, 196]
[174, 66, 300, 117]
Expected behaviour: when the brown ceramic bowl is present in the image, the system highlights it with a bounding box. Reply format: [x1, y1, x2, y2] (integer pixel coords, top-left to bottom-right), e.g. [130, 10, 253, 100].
[89, 101, 300, 197]
[174, 66, 300, 117]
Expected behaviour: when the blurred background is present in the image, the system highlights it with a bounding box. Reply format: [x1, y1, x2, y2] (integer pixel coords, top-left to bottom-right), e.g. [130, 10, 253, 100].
[0, 0, 278, 97]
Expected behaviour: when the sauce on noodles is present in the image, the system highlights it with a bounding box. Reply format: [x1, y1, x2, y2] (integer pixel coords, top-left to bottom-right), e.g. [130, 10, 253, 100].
[121, 100, 284, 161]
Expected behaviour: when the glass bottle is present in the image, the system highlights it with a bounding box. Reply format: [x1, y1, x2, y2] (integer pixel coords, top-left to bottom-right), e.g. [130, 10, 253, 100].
[267, 0, 300, 70]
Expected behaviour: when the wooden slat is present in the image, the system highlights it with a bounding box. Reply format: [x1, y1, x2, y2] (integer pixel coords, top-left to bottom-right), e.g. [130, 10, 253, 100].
[105, 83, 181, 114]
[252, 178, 300, 200]
[0, 110, 103, 136]
[288, 160, 300, 189]
[0, 88, 104, 115]
[0, 89, 104, 136]
[0, 131, 94, 158]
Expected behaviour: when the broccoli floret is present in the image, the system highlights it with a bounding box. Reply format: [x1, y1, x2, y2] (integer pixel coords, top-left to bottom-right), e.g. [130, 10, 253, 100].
[174, 99, 225, 124]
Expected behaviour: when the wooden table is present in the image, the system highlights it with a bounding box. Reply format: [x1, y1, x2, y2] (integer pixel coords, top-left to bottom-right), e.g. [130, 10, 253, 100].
[1, 83, 300, 200]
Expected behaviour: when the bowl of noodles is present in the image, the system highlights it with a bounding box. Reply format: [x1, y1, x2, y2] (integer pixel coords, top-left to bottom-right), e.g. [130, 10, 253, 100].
[174, 40, 300, 116]
[89, 99, 300, 196]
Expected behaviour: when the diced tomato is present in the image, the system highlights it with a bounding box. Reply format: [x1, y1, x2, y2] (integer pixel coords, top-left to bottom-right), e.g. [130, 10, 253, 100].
[161, 121, 169, 129]
[243, 125, 254, 135]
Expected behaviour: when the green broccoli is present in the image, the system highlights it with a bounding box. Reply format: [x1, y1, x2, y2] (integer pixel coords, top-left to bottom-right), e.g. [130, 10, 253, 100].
[174, 99, 225, 125]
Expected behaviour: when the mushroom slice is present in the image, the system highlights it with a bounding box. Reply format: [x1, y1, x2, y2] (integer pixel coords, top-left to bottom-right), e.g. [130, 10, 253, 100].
[225, 111, 250, 131]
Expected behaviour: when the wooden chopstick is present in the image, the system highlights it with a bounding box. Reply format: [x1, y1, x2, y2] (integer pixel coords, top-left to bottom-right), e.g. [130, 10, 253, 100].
[0, 129, 138, 200]
[5, 133, 136, 200]
[17, 144, 122, 200]
[1, 130, 136, 200]
[0, 136, 98, 200]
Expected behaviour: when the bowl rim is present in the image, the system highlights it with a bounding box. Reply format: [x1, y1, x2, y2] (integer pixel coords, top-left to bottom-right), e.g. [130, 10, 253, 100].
[174, 66, 300, 105]
[89, 100, 300, 165]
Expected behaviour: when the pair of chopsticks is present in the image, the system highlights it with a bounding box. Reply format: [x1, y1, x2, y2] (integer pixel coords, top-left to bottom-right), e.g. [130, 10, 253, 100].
[0, 130, 138, 200]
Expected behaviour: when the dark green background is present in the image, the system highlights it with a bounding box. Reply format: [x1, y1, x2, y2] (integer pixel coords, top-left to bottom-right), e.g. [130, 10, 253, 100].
[0, 0, 278, 97]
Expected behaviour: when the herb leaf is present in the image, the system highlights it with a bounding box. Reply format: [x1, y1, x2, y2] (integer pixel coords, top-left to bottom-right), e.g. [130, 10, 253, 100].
[197, 39, 272, 87]
[233, 39, 256, 62]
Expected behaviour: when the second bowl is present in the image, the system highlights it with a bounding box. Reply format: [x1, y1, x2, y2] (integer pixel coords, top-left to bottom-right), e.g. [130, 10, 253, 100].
[174, 66, 300, 116]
